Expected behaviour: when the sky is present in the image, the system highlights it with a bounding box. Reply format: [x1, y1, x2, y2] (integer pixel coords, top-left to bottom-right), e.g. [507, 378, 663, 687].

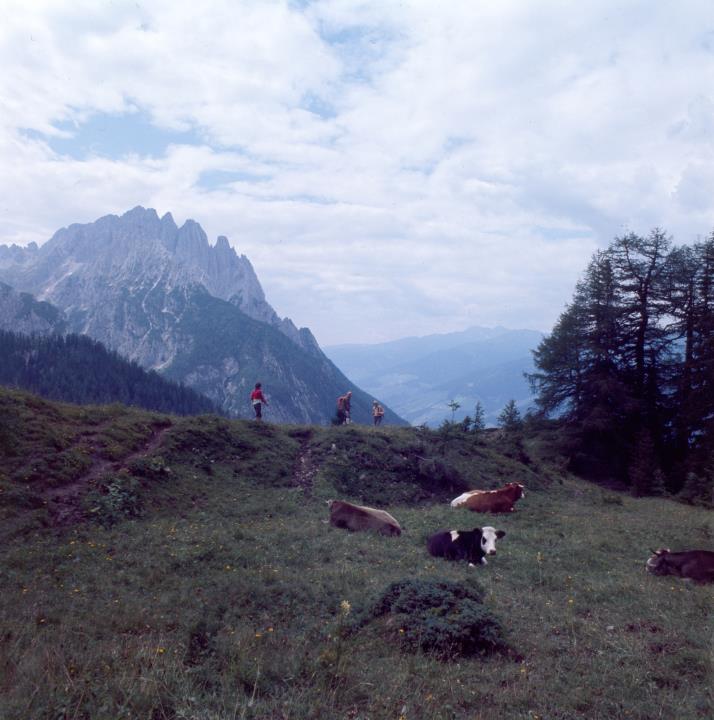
[1, 0, 713, 346]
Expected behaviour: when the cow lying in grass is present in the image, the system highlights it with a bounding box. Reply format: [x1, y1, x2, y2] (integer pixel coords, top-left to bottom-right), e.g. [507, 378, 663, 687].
[328, 499, 402, 536]
[427, 527, 505, 566]
[646, 548, 714, 583]
[450, 482, 525, 513]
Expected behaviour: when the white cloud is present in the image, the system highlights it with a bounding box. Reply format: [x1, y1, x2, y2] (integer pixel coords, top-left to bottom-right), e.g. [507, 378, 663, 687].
[0, 0, 713, 344]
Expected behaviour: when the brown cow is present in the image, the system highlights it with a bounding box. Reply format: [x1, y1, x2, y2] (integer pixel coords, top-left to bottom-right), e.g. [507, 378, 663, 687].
[450, 482, 525, 513]
[327, 500, 402, 536]
[646, 548, 714, 583]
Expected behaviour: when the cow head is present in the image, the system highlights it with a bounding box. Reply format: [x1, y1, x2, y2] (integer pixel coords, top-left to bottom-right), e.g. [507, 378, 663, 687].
[479, 526, 506, 556]
[646, 547, 672, 575]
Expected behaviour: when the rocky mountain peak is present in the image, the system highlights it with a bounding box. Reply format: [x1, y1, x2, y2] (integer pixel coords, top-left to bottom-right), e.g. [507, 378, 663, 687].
[0, 206, 319, 354]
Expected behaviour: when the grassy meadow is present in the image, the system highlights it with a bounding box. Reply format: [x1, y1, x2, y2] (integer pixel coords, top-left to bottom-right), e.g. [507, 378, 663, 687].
[0, 388, 712, 719]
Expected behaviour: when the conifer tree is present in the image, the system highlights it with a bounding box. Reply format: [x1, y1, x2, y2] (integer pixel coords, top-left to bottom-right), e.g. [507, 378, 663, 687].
[472, 401, 486, 434]
[498, 400, 522, 432]
[528, 227, 713, 492]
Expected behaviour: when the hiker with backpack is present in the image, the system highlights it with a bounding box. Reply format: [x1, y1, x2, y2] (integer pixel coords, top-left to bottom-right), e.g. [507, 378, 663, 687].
[372, 400, 385, 426]
[336, 391, 352, 425]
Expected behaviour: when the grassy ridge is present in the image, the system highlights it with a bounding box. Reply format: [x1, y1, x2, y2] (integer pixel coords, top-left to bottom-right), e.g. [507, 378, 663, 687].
[0, 388, 712, 719]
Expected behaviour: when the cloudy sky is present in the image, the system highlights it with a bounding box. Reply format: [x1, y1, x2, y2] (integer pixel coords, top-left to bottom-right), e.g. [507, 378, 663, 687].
[1, 1, 713, 345]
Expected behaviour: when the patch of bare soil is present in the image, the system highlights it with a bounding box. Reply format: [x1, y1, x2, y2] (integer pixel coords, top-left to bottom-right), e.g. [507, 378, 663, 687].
[292, 442, 321, 495]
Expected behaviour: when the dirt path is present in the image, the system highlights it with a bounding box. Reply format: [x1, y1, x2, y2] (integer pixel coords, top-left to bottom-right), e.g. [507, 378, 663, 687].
[292, 440, 320, 495]
[47, 423, 173, 525]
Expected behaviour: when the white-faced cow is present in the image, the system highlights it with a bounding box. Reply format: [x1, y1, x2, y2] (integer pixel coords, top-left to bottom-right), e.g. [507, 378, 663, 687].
[646, 548, 714, 583]
[328, 499, 402, 536]
[450, 483, 525, 513]
[427, 526, 505, 566]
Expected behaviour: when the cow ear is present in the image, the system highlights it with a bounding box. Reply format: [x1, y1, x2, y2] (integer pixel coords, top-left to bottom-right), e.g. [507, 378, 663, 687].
[473, 527, 482, 534]
[496, 530, 506, 538]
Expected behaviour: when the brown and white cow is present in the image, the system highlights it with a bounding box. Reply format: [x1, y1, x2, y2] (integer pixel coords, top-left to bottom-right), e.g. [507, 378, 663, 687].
[327, 499, 402, 536]
[645, 548, 714, 583]
[427, 526, 506, 566]
[450, 482, 525, 513]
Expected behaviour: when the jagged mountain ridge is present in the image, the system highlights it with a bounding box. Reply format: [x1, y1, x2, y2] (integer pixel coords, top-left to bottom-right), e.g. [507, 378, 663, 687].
[0, 208, 404, 424]
[0, 206, 316, 354]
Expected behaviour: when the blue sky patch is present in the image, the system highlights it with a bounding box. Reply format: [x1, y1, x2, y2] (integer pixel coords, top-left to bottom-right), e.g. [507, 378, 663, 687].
[23, 111, 203, 160]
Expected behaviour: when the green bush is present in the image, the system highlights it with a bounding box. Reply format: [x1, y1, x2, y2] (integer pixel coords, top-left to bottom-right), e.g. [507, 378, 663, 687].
[88, 472, 143, 525]
[355, 578, 506, 660]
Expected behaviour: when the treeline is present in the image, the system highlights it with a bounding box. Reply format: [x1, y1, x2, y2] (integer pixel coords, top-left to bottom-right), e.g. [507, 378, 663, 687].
[0, 331, 220, 416]
[529, 230, 713, 501]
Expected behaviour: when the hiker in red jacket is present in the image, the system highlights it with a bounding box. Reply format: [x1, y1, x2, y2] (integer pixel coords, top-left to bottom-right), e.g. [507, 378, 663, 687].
[336, 391, 352, 425]
[250, 382, 269, 420]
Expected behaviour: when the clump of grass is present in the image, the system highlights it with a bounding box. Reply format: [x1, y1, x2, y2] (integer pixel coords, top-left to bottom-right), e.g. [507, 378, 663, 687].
[353, 577, 507, 660]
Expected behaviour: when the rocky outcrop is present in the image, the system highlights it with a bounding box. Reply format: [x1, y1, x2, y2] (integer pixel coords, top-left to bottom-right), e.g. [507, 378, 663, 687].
[0, 282, 66, 335]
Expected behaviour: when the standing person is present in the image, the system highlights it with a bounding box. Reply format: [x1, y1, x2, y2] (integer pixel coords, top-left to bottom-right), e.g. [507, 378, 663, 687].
[372, 400, 385, 426]
[250, 382, 269, 420]
[336, 391, 352, 425]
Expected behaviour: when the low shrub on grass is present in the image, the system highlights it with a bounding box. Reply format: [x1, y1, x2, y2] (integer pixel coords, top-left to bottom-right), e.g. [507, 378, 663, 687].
[127, 454, 172, 482]
[87, 472, 143, 525]
[353, 577, 507, 660]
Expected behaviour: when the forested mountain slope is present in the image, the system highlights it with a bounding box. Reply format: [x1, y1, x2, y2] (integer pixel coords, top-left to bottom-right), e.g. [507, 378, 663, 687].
[0, 330, 218, 415]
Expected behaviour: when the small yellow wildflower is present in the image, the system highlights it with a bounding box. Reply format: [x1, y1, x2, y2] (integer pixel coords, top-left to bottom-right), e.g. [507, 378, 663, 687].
[340, 599, 351, 616]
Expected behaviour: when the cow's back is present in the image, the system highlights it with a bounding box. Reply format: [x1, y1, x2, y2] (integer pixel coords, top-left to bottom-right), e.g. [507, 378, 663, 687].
[464, 491, 513, 513]
[328, 500, 401, 536]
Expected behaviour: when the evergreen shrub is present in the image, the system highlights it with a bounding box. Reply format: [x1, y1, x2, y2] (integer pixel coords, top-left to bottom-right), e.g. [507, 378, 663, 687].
[354, 578, 506, 660]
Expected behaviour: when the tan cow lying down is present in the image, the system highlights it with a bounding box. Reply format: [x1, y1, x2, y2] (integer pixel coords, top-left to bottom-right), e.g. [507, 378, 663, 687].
[328, 500, 402, 536]
[450, 482, 525, 513]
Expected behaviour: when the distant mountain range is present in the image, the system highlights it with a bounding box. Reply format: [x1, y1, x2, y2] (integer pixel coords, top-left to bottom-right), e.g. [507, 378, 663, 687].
[324, 326, 544, 426]
[0, 208, 404, 425]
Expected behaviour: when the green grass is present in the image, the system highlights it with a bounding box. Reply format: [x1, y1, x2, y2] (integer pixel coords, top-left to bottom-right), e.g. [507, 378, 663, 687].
[0, 388, 712, 719]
